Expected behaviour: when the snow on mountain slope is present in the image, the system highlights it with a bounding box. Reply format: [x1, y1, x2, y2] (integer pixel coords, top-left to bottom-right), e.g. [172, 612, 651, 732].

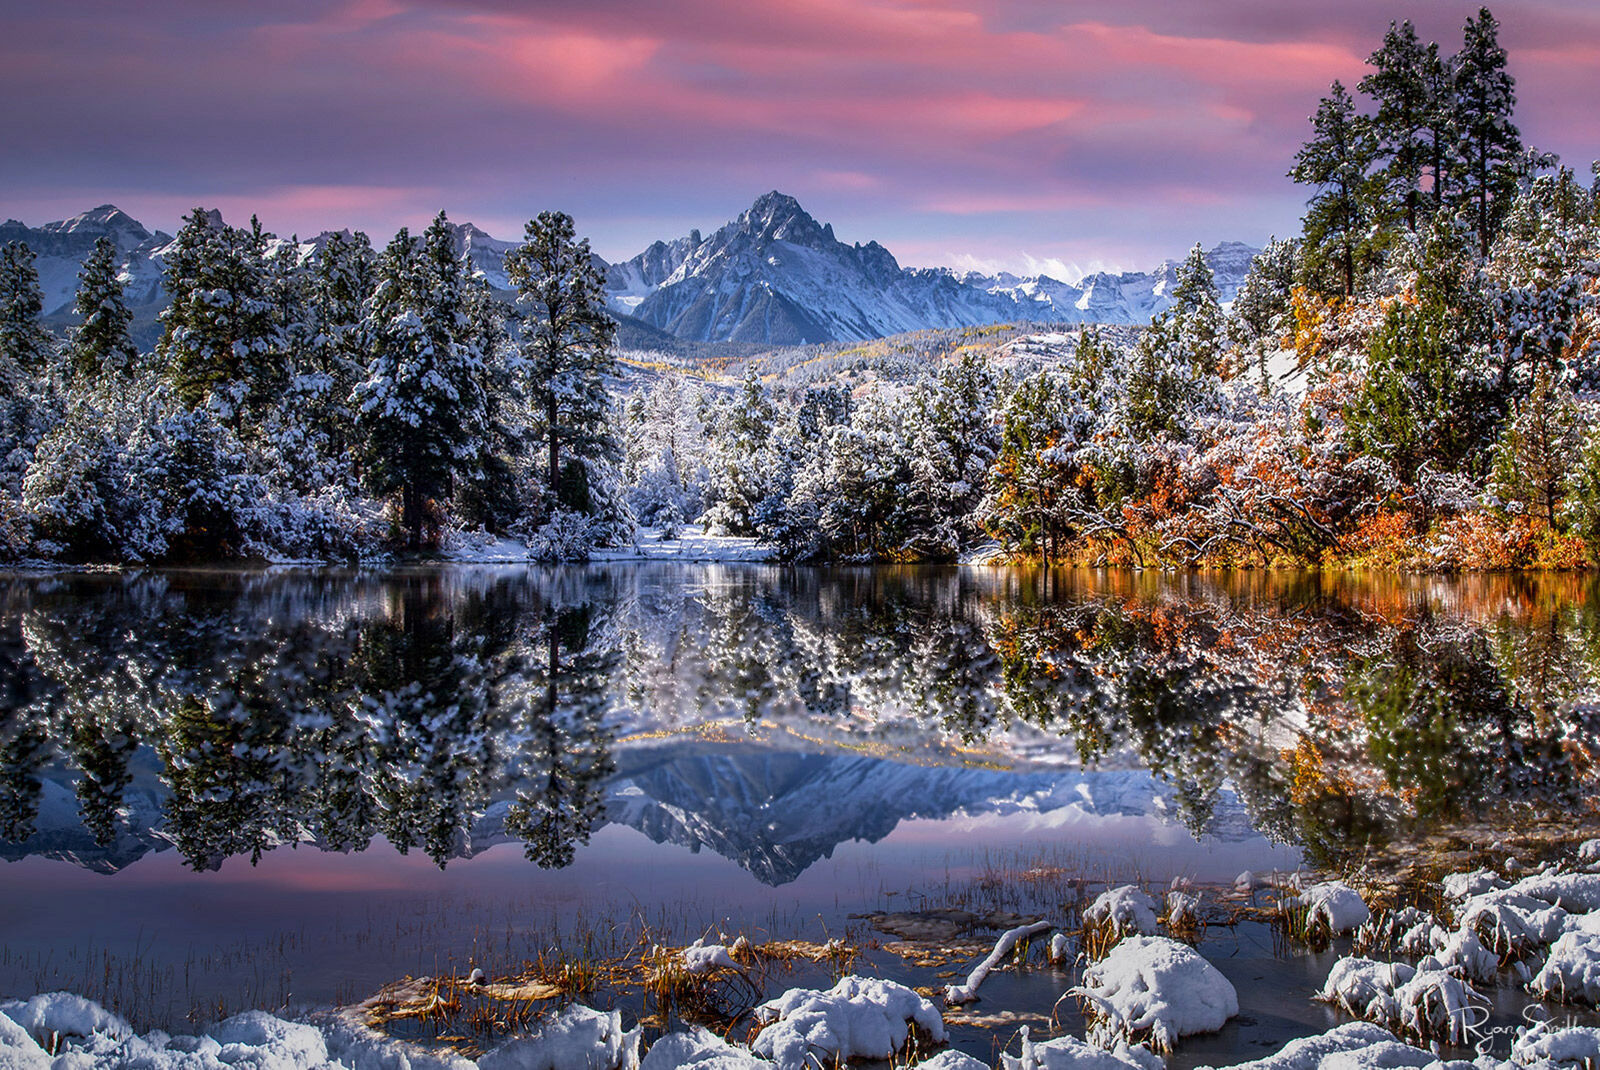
[0, 205, 171, 316]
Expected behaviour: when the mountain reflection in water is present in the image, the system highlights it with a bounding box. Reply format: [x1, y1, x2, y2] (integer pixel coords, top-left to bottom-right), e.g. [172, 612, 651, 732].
[1, 565, 1597, 883]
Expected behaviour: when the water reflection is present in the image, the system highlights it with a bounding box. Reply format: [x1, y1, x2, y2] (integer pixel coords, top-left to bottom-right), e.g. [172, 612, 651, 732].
[0, 566, 1596, 881]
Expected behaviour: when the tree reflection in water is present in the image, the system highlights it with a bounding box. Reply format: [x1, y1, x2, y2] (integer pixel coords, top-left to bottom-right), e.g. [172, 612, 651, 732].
[0, 566, 1595, 875]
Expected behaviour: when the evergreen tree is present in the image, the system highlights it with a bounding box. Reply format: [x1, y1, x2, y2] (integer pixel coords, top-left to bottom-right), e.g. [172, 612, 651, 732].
[702, 368, 778, 534]
[1452, 7, 1522, 258]
[1491, 366, 1579, 527]
[157, 209, 285, 424]
[354, 213, 491, 548]
[0, 242, 52, 391]
[70, 236, 137, 382]
[1230, 238, 1298, 385]
[1291, 81, 1380, 296]
[298, 229, 375, 459]
[1360, 21, 1434, 231]
[504, 212, 617, 517]
[1168, 243, 1227, 377]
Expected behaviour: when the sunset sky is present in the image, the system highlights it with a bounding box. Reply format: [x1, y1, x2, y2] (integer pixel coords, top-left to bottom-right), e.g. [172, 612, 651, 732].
[3, 0, 1597, 277]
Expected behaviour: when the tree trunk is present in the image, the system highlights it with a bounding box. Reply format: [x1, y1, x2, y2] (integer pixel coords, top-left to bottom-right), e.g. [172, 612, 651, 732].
[547, 393, 561, 508]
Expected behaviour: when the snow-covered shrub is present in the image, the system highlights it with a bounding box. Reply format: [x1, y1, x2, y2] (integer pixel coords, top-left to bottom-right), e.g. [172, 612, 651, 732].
[1528, 930, 1600, 1004]
[751, 976, 946, 1070]
[1391, 968, 1487, 1046]
[1001, 1027, 1163, 1070]
[476, 1004, 640, 1070]
[1084, 885, 1160, 951]
[526, 510, 597, 562]
[1071, 935, 1238, 1051]
[1316, 956, 1414, 1022]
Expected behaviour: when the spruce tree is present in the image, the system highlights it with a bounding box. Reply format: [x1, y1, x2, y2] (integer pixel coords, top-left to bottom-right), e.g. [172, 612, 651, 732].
[70, 236, 137, 382]
[354, 213, 491, 548]
[504, 212, 617, 516]
[1291, 81, 1380, 296]
[157, 209, 284, 423]
[0, 242, 52, 391]
[1453, 7, 1522, 258]
[301, 229, 375, 457]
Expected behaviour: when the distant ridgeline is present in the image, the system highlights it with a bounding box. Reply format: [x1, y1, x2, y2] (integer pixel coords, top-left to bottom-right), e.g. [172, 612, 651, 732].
[0, 7, 1596, 569]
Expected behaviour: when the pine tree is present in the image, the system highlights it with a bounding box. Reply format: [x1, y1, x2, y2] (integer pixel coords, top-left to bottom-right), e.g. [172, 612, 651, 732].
[1291, 82, 1380, 296]
[354, 213, 491, 548]
[0, 242, 53, 392]
[157, 209, 285, 424]
[1169, 243, 1227, 376]
[69, 236, 137, 382]
[1360, 21, 1434, 231]
[504, 211, 617, 518]
[1452, 7, 1522, 258]
[1491, 366, 1579, 527]
[299, 229, 375, 459]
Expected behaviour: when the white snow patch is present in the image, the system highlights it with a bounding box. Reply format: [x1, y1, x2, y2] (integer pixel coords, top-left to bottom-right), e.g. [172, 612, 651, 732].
[1071, 935, 1238, 1050]
[1512, 1023, 1600, 1067]
[1391, 969, 1486, 1046]
[592, 525, 773, 563]
[1528, 930, 1600, 1004]
[751, 976, 945, 1070]
[1459, 891, 1568, 955]
[1000, 1028, 1163, 1070]
[1195, 1022, 1402, 1070]
[914, 1051, 993, 1070]
[640, 1029, 767, 1069]
[680, 940, 739, 974]
[1316, 957, 1414, 1022]
[1441, 869, 1507, 902]
[1509, 872, 1600, 913]
[1288, 882, 1370, 935]
[477, 1005, 640, 1070]
[1084, 886, 1160, 938]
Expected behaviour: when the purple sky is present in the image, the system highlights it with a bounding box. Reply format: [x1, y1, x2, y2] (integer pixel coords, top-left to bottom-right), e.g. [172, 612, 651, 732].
[2, 0, 1596, 276]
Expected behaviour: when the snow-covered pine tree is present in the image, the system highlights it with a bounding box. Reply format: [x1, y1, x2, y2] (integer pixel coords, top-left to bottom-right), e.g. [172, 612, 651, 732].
[1360, 20, 1435, 232]
[69, 236, 137, 383]
[354, 213, 491, 549]
[1291, 82, 1381, 296]
[157, 209, 285, 425]
[0, 241, 53, 392]
[504, 211, 618, 521]
[1452, 7, 1523, 258]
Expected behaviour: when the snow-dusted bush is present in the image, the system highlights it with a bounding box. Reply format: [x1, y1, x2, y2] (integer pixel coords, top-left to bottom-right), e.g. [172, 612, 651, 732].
[751, 976, 946, 1070]
[1071, 935, 1238, 1051]
[526, 509, 597, 562]
[1528, 930, 1600, 1004]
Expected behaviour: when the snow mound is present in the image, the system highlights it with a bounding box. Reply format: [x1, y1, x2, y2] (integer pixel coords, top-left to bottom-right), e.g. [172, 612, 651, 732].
[1049, 932, 1073, 965]
[1288, 882, 1370, 935]
[752, 976, 945, 1070]
[1508, 872, 1600, 913]
[1434, 929, 1500, 984]
[1316, 957, 1414, 1022]
[0, 992, 474, 1070]
[1085, 886, 1159, 938]
[478, 1005, 640, 1070]
[1578, 840, 1600, 867]
[0, 993, 133, 1044]
[1459, 891, 1568, 955]
[1195, 1022, 1399, 1070]
[1512, 1023, 1600, 1067]
[1390, 969, 1486, 1046]
[680, 940, 739, 974]
[1000, 1028, 1162, 1070]
[1441, 869, 1507, 902]
[1071, 935, 1238, 1050]
[640, 1029, 767, 1069]
[1528, 930, 1600, 1004]
[914, 1052, 993, 1070]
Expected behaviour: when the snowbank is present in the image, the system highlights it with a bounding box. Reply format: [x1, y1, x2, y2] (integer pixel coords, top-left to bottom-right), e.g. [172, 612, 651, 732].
[1441, 868, 1506, 902]
[639, 1029, 767, 1069]
[914, 1052, 993, 1070]
[1084, 886, 1159, 938]
[591, 525, 773, 563]
[1458, 890, 1568, 955]
[1195, 1022, 1404, 1070]
[751, 976, 946, 1070]
[1512, 1024, 1600, 1067]
[478, 1005, 640, 1070]
[1528, 930, 1600, 1004]
[1071, 935, 1238, 1050]
[1287, 882, 1370, 935]
[1000, 1028, 1163, 1070]
[1507, 872, 1600, 913]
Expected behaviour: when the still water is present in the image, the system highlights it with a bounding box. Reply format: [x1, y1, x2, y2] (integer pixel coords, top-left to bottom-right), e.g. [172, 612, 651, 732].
[0, 565, 1595, 1060]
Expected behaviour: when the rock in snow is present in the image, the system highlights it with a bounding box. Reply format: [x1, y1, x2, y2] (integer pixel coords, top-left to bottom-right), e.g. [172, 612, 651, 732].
[1071, 936, 1238, 1050]
[751, 975, 946, 1070]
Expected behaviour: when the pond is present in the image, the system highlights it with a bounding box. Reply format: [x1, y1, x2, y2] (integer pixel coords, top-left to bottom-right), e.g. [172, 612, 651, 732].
[0, 565, 1596, 1064]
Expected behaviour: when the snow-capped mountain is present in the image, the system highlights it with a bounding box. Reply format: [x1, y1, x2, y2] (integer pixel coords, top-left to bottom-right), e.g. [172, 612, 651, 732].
[1, 196, 1259, 348]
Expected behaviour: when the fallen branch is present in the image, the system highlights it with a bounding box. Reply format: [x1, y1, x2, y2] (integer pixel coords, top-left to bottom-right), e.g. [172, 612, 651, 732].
[943, 920, 1054, 1005]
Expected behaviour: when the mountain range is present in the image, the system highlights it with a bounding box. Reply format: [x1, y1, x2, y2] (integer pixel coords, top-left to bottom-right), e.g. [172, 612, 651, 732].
[1, 194, 1259, 348]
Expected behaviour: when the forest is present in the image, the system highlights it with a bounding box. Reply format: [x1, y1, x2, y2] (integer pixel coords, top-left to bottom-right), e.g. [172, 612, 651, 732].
[0, 8, 1595, 569]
